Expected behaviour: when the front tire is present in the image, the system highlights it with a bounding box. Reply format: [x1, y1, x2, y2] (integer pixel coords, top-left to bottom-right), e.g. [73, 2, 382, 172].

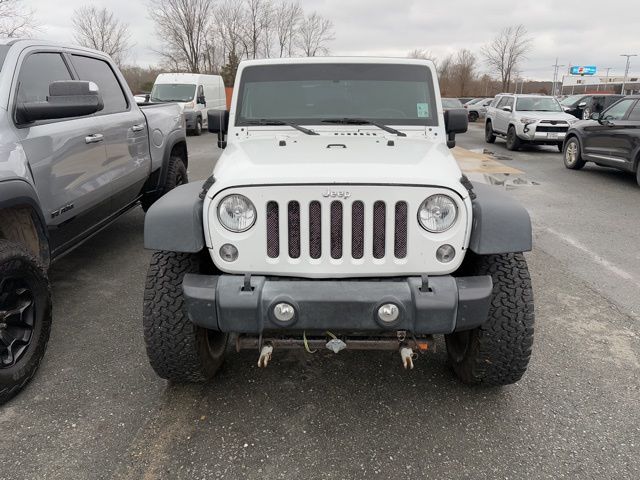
[469, 111, 479, 123]
[485, 121, 496, 143]
[563, 137, 586, 170]
[143, 251, 228, 382]
[141, 155, 188, 212]
[0, 240, 52, 404]
[193, 118, 202, 136]
[445, 253, 534, 386]
[505, 126, 521, 151]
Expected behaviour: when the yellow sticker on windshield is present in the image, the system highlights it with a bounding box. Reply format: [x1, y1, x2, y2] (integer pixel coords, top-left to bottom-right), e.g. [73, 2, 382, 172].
[417, 103, 429, 117]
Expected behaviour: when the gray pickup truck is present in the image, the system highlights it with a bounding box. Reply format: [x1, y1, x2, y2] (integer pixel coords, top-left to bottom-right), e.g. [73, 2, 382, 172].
[0, 39, 188, 404]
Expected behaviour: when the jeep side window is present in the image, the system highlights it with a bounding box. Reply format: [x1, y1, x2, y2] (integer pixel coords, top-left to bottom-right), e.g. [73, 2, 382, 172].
[16, 52, 72, 104]
[70, 55, 128, 115]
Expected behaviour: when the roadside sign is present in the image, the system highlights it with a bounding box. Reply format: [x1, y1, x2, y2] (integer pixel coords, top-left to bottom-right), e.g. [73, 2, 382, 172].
[569, 66, 597, 76]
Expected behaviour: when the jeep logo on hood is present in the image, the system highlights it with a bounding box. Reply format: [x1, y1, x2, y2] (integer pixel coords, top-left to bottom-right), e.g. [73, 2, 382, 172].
[322, 189, 351, 199]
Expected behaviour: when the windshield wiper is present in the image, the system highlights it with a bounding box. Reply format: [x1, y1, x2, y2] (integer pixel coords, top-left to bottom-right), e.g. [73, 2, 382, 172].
[243, 119, 318, 135]
[321, 118, 407, 137]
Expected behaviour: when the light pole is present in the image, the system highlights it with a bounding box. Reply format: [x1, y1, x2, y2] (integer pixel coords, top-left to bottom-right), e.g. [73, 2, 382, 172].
[551, 58, 565, 96]
[620, 54, 637, 94]
[601, 67, 612, 92]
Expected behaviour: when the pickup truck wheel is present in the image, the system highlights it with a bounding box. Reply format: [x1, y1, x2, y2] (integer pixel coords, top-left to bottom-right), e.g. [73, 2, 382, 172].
[141, 156, 188, 212]
[445, 253, 534, 386]
[193, 118, 202, 136]
[484, 121, 496, 143]
[563, 138, 586, 170]
[143, 250, 228, 383]
[0, 240, 51, 404]
[468, 111, 478, 122]
[505, 126, 521, 151]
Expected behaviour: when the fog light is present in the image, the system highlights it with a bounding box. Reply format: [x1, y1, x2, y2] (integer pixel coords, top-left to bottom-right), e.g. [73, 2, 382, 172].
[378, 303, 399, 323]
[273, 302, 295, 322]
[219, 244, 238, 262]
[436, 244, 456, 263]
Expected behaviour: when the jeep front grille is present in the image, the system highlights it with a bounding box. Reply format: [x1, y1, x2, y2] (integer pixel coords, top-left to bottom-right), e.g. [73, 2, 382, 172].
[266, 199, 409, 261]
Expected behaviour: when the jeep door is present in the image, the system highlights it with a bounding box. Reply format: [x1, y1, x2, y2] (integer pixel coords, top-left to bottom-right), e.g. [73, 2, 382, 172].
[11, 50, 112, 255]
[582, 98, 636, 166]
[69, 54, 151, 212]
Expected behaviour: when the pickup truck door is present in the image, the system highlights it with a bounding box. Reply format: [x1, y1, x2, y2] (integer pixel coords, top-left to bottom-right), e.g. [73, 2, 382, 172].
[69, 54, 151, 213]
[582, 98, 636, 166]
[12, 50, 112, 254]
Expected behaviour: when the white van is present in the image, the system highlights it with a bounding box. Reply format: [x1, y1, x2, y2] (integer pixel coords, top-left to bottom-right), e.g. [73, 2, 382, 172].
[150, 73, 226, 135]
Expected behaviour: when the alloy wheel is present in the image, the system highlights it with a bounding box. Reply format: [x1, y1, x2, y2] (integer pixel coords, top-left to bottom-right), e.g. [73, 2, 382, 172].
[0, 278, 35, 369]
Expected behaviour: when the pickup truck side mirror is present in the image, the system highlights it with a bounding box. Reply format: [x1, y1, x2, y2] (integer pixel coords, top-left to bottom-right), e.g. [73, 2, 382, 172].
[444, 108, 468, 149]
[501, 105, 512, 112]
[16, 81, 103, 124]
[208, 109, 229, 148]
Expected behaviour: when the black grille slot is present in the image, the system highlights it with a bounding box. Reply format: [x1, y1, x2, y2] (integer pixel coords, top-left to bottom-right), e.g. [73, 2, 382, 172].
[536, 126, 568, 133]
[373, 201, 386, 259]
[394, 201, 408, 258]
[352, 201, 364, 259]
[266, 201, 279, 258]
[330, 201, 343, 259]
[309, 201, 322, 259]
[288, 201, 300, 258]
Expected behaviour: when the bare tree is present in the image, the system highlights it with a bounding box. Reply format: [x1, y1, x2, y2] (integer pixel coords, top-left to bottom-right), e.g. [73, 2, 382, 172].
[242, 0, 272, 59]
[72, 6, 132, 66]
[296, 12, 334, 57]
[482, 25, 531, 92]
[0, 0, 38, 37]
[216, 0, 246, 61]
[274, 1, 303, 57]
[452, 49, 476, 96]
[407, 48, 437, 63]
[149, 0, 214, 73]
[436, 53, 454, 95]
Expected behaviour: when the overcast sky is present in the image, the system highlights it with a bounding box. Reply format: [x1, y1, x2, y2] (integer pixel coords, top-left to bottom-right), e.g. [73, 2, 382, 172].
[26, 0, 640, 81]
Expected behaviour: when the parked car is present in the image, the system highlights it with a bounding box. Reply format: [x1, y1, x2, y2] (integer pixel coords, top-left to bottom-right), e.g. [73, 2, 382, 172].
[442, 97, 464, 111]
[465, 97, 493, 122]
[0, 38, 188, 404]
[485, 94, 578, 151]
[142, 57, 535, 388]
[560, 94, 624, 120]
[562, 95, 640, 185]
[150, 73, 226, 135]
[457, 97, 474, 105]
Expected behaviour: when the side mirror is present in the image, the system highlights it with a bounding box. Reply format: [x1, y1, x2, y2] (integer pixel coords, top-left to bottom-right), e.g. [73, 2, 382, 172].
[501, 105, 512, 112]
[208, 109, 229, 148]
[197, 95, 206, 105]
[590, 112, 601, 121]
[16, 81, 103, 124]
[578, 101, 587, 108]
[444, 108, 468, 149]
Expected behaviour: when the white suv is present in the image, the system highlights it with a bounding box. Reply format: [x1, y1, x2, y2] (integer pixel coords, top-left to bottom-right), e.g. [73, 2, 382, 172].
[485, 94, 578, 151]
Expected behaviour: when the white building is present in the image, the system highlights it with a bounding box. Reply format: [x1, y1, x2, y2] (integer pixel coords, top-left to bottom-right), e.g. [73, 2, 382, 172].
[560, 74, 640, 95]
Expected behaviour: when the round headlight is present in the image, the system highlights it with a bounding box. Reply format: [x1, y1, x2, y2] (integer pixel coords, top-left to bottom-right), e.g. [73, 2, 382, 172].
[418, 194, 458, 232]
[217, 194, 256, 232]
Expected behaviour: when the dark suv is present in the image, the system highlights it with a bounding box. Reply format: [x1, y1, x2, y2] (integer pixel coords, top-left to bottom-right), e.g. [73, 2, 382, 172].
[562, 96, 640, 185]
[560, 94, 624, 120]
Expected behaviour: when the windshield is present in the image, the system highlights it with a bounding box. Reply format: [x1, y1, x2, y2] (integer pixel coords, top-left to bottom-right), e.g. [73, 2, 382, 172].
[464, 98, 482, 105]
[236, 63, 438, 126]
[442, 98, 463, 108]
[150, 83, 196, 102]
[560, 95, 586, 106]
[0, 45, 9, 72]
[516, 97, 562, 112]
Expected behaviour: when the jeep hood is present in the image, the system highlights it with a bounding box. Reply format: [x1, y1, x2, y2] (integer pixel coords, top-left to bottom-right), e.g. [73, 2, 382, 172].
[210, 135, 467, 198]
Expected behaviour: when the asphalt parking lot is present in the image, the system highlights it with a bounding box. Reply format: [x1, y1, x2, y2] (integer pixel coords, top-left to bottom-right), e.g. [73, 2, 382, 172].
[2, 126, 639, 479]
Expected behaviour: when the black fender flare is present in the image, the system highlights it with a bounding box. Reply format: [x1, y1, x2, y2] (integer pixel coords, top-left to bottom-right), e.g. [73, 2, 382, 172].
[144, 181, 205, 253]
[468, 182, 532, 255]
[0, 179, 50, 264]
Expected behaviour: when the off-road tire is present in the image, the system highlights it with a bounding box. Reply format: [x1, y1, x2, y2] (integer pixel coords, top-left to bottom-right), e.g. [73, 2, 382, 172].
[143, 250, 228, 383]
[563, 137, 586, 170]
[0, 240, 52, 404]
[505, 126, 521, 151]
[485, 121, 496, 143]
[141, 156, 188, 212]
[445, 253, 534, 386]
[469, 111, 479, 123]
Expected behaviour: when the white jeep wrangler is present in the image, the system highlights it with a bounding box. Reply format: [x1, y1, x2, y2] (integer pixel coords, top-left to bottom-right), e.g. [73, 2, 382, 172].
[143, 58, 534, 386]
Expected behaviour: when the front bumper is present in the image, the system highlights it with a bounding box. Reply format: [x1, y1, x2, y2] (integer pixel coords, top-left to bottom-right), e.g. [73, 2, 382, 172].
[182, 274, 493, 335]
[517, 123, 569, 143]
